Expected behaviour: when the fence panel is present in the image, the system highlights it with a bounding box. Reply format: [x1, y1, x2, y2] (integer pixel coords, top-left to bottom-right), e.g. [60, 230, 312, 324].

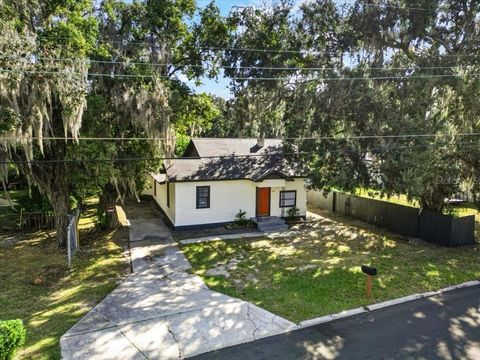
[307, 189, 475, 245]
[19, 210, 55, 230]
[307, 190, 335, 212]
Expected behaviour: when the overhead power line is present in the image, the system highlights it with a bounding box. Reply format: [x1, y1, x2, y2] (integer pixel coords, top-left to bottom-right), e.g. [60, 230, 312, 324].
[2, 133, 480, 142]
[0, 68, 167, 79]
[342, 1, 436, 12]
[1, 141, 478, 165]
[2, 55, 478, 72]
[234, 73, 480, 82]
[2, 68, 479, 82]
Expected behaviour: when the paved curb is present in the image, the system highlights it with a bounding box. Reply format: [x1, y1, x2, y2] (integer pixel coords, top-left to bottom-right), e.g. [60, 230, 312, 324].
[297, 279, 480, 329]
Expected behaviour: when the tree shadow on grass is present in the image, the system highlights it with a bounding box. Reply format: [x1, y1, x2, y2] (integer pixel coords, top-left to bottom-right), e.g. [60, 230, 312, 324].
[183, 207, 480, 323]
[0, 226, 130, 359]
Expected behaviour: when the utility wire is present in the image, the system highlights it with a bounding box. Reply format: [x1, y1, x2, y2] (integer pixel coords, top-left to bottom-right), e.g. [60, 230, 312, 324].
[2, 55, 478, 72]
[0, 68, 168, 79]
[234, 73, 480, 82]
[29, 39, 480, 57]
[342, 1, 437, 11]
[2, 133, 480, 142]
[1, 68, 478, 82]
[1, 141, 478, 165]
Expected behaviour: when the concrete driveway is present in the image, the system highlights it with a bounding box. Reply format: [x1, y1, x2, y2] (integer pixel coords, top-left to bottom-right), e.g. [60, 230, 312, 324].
[60, 202, 295, 359]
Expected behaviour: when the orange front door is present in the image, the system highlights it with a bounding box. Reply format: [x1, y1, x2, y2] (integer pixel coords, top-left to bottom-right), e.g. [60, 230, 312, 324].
[256, 187, 270, 217]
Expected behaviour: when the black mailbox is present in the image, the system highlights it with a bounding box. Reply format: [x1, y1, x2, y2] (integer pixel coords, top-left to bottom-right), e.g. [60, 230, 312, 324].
[361, 265, 377, 276]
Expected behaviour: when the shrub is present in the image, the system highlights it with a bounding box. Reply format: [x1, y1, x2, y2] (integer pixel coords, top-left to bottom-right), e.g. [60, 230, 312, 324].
[286, 206, 300, 219]
[0, 319, 26, 360]
[443, 205, 460, 217]
[233, 209, 249, 226]
[16, 187, 52, 213]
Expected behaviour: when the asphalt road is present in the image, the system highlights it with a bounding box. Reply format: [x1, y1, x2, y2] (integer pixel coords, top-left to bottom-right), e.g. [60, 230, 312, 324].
[191, 285, 480, 360]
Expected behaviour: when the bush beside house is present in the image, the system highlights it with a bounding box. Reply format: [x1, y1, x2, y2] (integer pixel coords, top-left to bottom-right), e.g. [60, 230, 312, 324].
[0, 319, 26, 360]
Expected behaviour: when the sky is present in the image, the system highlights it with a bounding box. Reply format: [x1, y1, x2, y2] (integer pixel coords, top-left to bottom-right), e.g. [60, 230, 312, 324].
[186, 0, 348, 98]
[184, 1, 263, 99]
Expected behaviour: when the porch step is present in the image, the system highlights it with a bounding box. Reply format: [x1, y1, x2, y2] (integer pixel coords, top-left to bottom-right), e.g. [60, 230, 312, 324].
[251, 216, 289, 232]
[258, 224, 289, 232]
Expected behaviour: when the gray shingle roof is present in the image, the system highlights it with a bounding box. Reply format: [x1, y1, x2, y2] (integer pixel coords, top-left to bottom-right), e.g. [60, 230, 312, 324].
[188, 138, 283, 157]
[155, 138, 303, 182]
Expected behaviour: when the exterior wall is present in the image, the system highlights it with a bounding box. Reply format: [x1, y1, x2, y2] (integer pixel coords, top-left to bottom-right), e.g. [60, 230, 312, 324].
[152, 179, 176, 225]
[269, 178, 307, 218]
[146, 175, 307, 227]
[174, 180, 256, 227]
[175, 178, 307, 227]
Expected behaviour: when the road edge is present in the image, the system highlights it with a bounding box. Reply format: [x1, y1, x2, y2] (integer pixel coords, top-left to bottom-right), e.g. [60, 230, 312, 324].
[297, 279, 480, 329]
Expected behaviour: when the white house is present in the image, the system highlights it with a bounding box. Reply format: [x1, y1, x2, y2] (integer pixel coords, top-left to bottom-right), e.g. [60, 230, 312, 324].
[143, 138, 307, 230]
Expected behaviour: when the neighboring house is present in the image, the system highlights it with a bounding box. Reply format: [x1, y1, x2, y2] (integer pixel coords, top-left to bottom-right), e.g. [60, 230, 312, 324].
[143, 138, 307, 230]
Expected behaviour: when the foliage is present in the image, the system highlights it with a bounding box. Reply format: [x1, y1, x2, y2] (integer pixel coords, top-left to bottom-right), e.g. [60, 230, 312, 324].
[221, 0, 480, 214]
[16, 187, 52, 213]
[0, 319, 26, 360]
[0, 0, 231, 243]
[286, 206, 300, 219]
[443, 205, 460, 217]
[171, 90, 221, 155]
[0, 108, 21, 135]
[0, 0, 98, 245]
[233, 209, 249, 227]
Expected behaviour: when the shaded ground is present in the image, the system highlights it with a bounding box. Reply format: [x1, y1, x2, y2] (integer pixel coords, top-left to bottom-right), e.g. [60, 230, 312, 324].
[61, 200, 294, 360]
[0, 200, 130, 359]
[173, 224, 258, 241]
[193, 284, 480, 360]
[182, 207, 480, 323]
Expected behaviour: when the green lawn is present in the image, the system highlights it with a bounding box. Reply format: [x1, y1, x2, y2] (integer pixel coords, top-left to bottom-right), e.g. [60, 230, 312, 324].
[0, 200, 130, 359]
[182, 209, 480, 323]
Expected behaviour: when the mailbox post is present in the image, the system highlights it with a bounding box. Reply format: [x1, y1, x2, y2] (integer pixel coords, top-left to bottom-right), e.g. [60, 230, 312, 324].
[361, 265, 377, 299]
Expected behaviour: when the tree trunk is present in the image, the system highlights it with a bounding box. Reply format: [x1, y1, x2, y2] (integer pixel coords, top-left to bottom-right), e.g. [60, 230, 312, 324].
[48, 189, 70, 247]
[99, 183, 119, 230]
[420, 192, 446, 214]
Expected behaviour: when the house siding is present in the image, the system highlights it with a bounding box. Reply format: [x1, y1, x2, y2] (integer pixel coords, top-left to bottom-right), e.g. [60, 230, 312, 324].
[174, 178, 307, 227]
[146, 177, 175, 224]
[145, 175, 306, 227]
[174, 180, 255, 227]
[270, 178, 307, 218]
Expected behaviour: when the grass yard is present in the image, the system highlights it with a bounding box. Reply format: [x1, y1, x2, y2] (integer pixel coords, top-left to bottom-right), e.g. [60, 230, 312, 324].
[0, 200, 130, 359]
[182, 208, 480, 323]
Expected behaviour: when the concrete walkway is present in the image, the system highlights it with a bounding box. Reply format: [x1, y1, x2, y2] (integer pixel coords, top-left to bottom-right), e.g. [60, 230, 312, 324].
[60, 202, 295, 359]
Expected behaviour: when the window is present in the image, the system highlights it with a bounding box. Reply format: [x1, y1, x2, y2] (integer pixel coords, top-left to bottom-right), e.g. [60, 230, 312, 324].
[166, 182, 170, 208]
[279, 190, 296, 207]
[196, 186, 210, 209]
[154, 180, 157, 196]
